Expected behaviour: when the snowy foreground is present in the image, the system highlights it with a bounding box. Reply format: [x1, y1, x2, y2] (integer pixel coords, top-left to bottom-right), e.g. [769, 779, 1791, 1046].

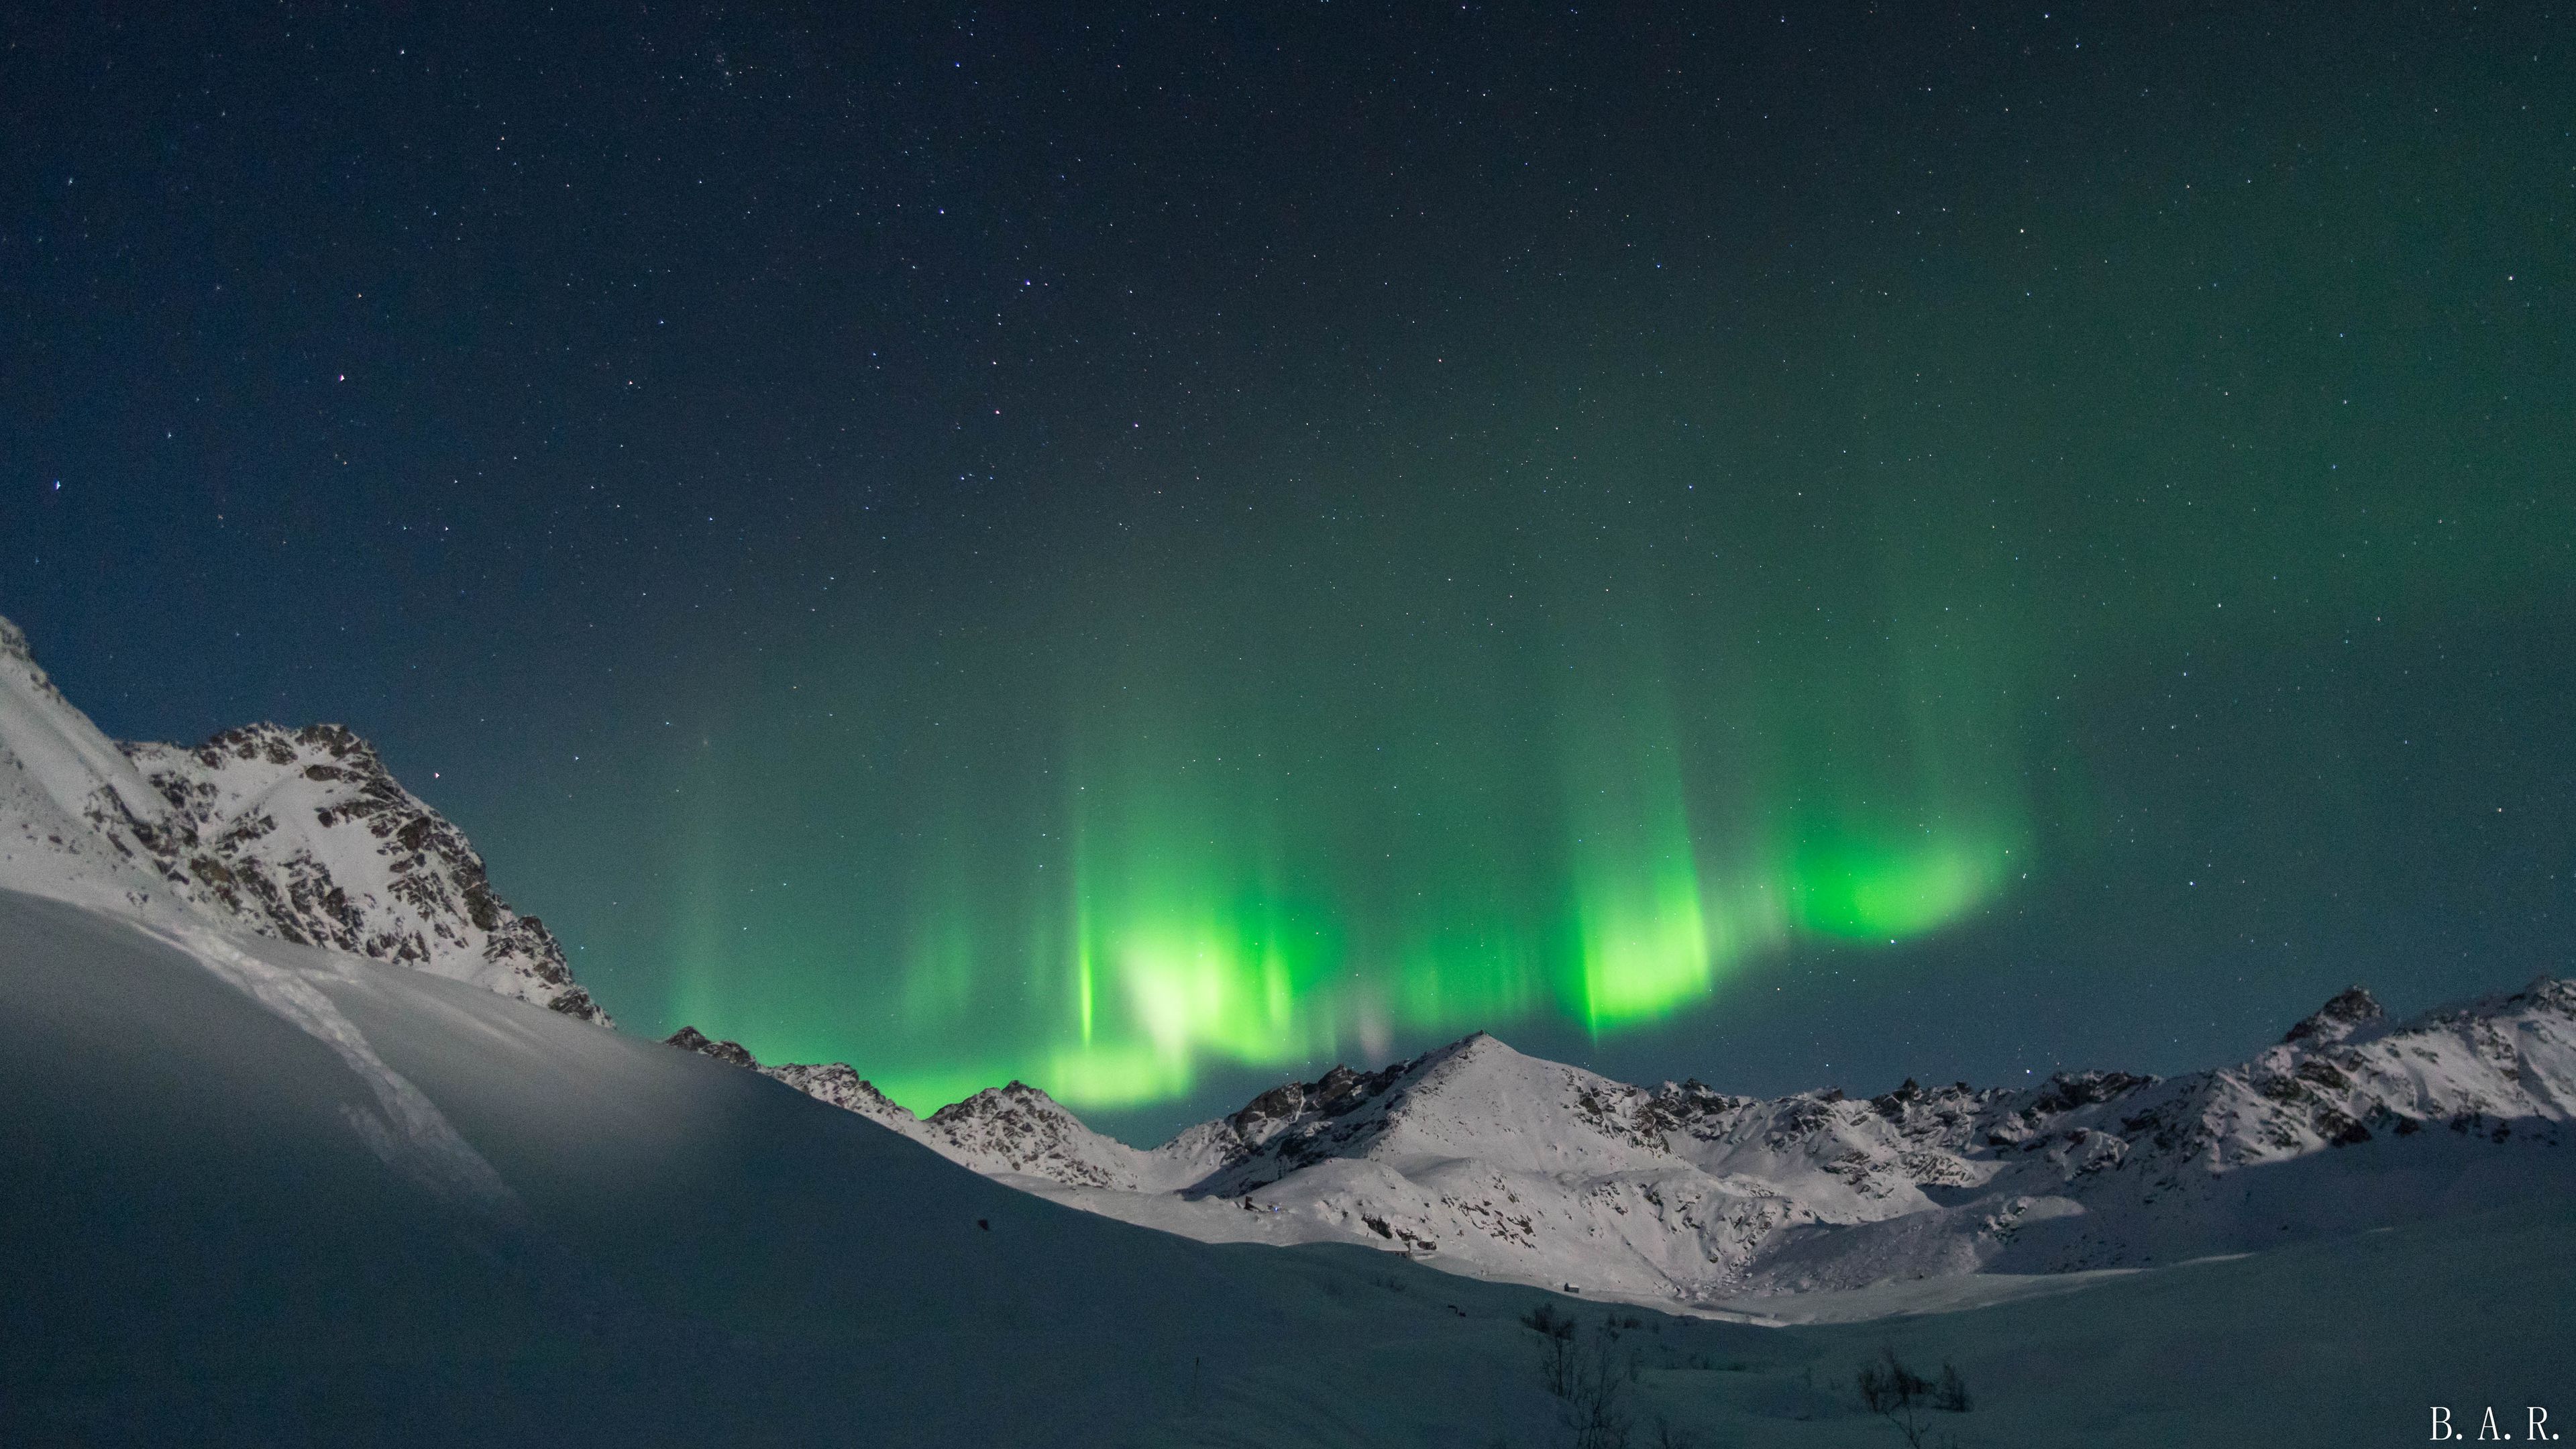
[11, 892, 2573, 1447]
[6, 613, 2573, 1444]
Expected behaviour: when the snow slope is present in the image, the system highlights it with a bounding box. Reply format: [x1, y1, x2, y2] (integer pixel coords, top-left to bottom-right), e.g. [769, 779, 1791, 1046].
[0, 886, 1520, 1445]
[11, 887, 2568, 1446]
[0, 614, 606, 1020]
[703, 987, 2576, 1311]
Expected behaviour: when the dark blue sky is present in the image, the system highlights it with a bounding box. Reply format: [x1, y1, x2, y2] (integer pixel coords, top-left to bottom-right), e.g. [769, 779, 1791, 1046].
[5, 3, 2571, 1138]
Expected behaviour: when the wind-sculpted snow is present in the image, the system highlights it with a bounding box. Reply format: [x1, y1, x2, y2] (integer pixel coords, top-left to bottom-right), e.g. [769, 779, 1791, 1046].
[0, 614, 606, 1023]
[716, 986, 2576, 1309]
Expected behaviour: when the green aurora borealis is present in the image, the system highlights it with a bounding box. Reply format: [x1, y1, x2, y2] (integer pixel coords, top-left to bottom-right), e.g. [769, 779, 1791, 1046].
[599, 9, 2571, 1122]
[13, 5, 2569, 1136]
[639, 316, 2561, 1122]
[650, 431, 2083, 1112]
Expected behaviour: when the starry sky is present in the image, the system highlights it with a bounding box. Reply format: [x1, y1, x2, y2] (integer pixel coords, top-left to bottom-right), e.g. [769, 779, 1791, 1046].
[5, 3, 2571, 1140]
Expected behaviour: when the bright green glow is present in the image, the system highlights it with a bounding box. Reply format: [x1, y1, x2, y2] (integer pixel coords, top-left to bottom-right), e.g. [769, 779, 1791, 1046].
[1571, 875, 1711, 1027]
[1558, 666, 1727, 1028]
[894, 775, 2021, 1109]
[653, 597, 2037, 1117]
[1075, 936, 1095, 1044]
[869, 1063, 1026, 1114]
[647, 480, 2041, 1116]
[1787, 833, 2019, 940]
[1037, 737, 1354, 1105]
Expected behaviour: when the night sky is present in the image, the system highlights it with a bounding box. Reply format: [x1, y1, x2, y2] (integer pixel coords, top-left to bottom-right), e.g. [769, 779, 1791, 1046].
[6, 3, 2570, 1140]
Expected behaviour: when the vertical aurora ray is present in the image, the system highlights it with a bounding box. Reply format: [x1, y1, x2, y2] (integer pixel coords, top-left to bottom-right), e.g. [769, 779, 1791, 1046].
[1772, 566, 2035, 944]
[665, 460, 2044, 1116]
[1014, 696, 1354, 1106]
[1075, 924, 1095, 1045]
[1554, 640, 1725, 1030]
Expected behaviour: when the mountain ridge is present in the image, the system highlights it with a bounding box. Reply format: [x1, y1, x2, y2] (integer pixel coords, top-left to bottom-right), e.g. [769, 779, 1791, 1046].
[0, 614, 607, 1023]
[13, 608, 2566, 1318]
[675, 974, 2576, 1308]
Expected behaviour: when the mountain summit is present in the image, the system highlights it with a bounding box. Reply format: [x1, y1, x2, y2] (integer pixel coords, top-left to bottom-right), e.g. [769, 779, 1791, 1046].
[0, 614, 607, 1022]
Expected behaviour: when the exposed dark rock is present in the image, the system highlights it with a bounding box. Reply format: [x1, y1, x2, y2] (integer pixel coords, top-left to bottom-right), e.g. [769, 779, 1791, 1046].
[2029, 1071, 2156, 1116]
[2284, 986, 2385, 1045]
[665, 1026, 759, 1070]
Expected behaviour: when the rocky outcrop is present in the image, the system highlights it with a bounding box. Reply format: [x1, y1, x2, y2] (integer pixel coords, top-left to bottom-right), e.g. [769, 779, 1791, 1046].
[0, 613, 610, 1024]
[664, 1026, 919, 1131]
[665, 1026, 759, 1069]
[2282, 985, 2385, 1044]
[116, 723, 607, 1022]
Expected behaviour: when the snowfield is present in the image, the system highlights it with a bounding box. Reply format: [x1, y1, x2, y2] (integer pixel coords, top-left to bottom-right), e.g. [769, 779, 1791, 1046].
[5, 610, 2572, 1444]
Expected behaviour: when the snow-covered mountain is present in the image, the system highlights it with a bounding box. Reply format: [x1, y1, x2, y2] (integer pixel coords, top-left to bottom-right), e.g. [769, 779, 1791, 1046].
[22, 872, 2569, 1449]
[0, 615, 606, 1022]
[684, 975, 2576, 1311]
[11, 600, 2565, 1322]
[9, 610, 2572, 1443]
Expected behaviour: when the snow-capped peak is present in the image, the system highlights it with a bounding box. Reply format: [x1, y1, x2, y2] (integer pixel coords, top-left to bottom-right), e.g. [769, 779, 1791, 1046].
[0, 614, 608, 1024]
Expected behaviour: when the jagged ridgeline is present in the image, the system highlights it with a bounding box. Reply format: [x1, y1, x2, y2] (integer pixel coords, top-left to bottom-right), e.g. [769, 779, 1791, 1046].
[0, 615, 606, 1022]
[15, 608, 2573, 1317]
[674, 978, 2576, 1309]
